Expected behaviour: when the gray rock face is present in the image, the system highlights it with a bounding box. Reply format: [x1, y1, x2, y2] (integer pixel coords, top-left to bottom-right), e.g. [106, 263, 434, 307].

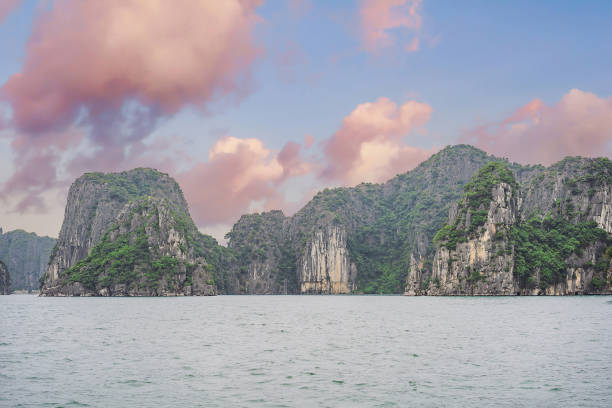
[226, 211, 357, 294]
[41, 197, 215, 296]
[0, 260, 10, 295]
[0, 229, 55, 291]
[414, 158, 612, 296]
[521, 157, 612, 234]
[43, 168, 188, 288]
[298, 225, 356, 294]
[41, 169, 217, 296]
[226, 210, 291, 294]
[427, 182, 519, 295]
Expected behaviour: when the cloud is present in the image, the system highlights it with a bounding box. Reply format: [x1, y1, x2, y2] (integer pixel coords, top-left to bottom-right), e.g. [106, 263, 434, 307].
[461, 89, 612, 165]
[179, 137, 311, 226]
[304, 133, 315, 148]
[322, 97, 433, 185]
[4, 0, 262, 132]
[359, 0, 422, 53]
[1, 0, 263, 211]
[0, 0, 20, 23]
[278, 141, 312, 179]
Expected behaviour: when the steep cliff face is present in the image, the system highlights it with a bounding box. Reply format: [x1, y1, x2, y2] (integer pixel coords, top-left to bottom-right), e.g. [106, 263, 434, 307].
[521, 157, 612, 233]
[0, 229, 55, 291]
[425, 163, 519, 295]
[419, 159, 612, 296]
[226, 210, 357, 294]
[45, 168, 188, 285]
[226, 211, 295, 294]
[41, 168, 223, 296]
[41, 197, 215, 296]
[0, 260, 11, 295]
[298, 225, 356, 294]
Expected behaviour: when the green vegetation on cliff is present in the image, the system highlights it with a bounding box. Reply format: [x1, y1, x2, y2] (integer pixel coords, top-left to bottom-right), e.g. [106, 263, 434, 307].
[55, 196, 220, 295]
[225, 211, 297, 294]
[82, 168, 185, 204]
[434, 162, 518, 250]
[66, 225, 149, 290]
[347, 146, 508, 293]
[511, 216, 611, 290]
[431, 156, 611, 294]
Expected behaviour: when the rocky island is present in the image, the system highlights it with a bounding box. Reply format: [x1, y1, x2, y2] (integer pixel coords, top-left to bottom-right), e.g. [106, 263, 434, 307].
[39, 145, 612, 296]
[40, 169, 220, 296]
[0, 228, 55, 292]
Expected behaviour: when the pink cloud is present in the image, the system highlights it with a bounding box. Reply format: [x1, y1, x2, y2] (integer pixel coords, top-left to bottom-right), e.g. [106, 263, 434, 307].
[304, 133, 315, 148]
[322, 97, 434, 185]
[0, 0, 20, 23]
[3, 0, 262, 132]
[1, 0, 263, 211]
[360, 0, 422, 53]
[179, 137, 311, 226]
[461, 89, 612, 165]
[278, 141, 312, 179]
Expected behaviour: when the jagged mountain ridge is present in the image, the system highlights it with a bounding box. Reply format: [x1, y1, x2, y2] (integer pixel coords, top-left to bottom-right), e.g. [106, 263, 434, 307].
[226, 145, 611, 295]
[0, 228, 55, 291]
[38, 145, 611, 296]
[226, 145, 542, 294]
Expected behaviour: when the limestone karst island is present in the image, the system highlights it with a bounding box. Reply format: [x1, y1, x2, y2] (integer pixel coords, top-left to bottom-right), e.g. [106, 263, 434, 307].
[2, 146, 600, 297]
[2, 1, 612, 407]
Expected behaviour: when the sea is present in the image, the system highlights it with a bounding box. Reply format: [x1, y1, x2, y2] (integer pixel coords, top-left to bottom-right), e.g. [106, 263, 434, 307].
[1, 295, 611, 407]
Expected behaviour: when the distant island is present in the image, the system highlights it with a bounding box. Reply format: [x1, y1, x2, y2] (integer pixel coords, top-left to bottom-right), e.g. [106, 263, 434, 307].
[29, 145, 611, 296]
[0, 228, 55, 293]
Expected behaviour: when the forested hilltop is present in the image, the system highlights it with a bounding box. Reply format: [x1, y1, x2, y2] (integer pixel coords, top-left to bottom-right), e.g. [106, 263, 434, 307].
[39, 145, 612, 296]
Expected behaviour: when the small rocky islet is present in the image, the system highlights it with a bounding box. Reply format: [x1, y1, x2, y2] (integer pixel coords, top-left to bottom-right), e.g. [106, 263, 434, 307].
[9, 144, 607, 297]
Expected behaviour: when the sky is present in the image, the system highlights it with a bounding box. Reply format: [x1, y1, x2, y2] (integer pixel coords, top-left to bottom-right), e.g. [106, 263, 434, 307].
[0, 0, 611, 241]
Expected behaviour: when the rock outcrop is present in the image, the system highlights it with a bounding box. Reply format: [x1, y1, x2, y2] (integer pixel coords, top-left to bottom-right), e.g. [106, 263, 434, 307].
[521, 157, 612, 234]
[40, 169, 221, 296]
[298, 225, 356, 294]
[419, 159, 612, 296]
[0, 229, 55, 292]
[45, 168, 188, 285]
[225, 211, 357, 294]
[0, 260, 10, 295]
[226, 211, 293, 294]
[426, 163, 519, 295]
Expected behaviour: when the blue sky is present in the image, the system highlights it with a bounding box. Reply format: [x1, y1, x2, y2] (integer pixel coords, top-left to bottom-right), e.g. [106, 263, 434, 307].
[1, 0, 611, 240]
